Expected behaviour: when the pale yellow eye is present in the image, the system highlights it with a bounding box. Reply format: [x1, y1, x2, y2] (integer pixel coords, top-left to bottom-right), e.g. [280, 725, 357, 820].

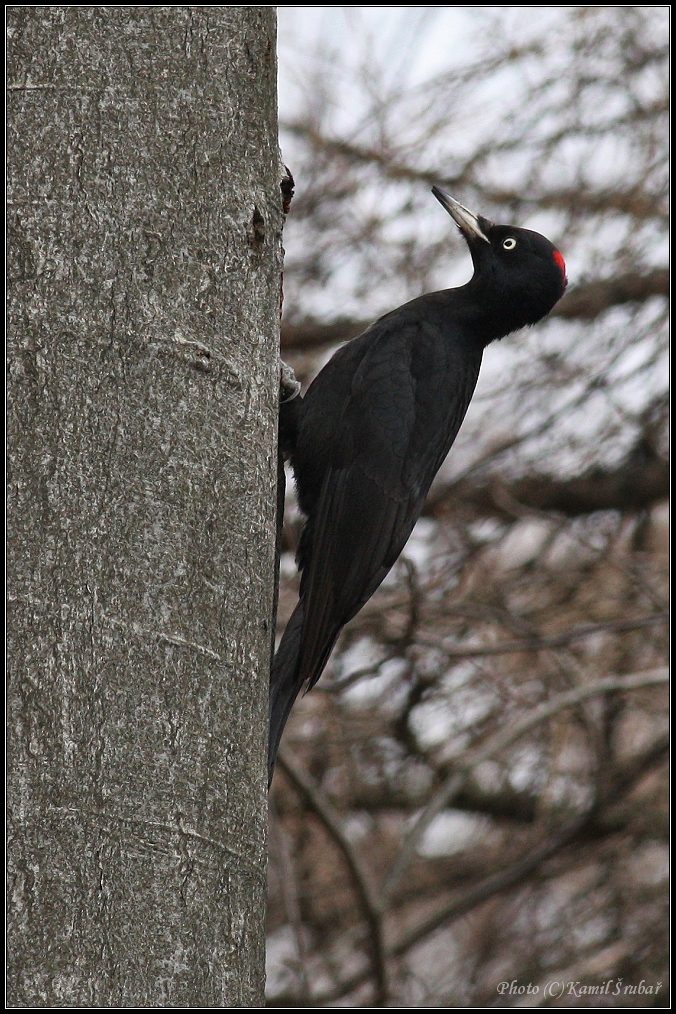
[503, 238, 517, 250]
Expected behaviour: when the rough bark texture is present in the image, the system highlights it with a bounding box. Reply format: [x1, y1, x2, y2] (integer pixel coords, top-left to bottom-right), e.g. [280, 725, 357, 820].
[7, 7, 280, 1007]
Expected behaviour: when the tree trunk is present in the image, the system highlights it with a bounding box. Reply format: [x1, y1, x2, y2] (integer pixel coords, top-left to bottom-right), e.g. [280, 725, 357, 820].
[7, 7, 280, 1007]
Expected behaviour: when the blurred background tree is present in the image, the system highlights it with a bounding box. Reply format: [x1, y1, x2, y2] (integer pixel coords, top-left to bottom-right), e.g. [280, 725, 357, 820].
[268, 6, 668, 1007]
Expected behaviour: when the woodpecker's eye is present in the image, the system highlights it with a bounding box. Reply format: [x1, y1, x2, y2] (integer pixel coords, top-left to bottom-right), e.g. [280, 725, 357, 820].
[502, 238, 517, 250]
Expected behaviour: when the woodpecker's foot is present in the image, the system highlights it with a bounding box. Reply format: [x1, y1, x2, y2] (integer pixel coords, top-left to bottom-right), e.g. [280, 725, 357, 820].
[279, 360, 302, 458]
[281, 166, 295, 215]
[280, 359, 301, 403]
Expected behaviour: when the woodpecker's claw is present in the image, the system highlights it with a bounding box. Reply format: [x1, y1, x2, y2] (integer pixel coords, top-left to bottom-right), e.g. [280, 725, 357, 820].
[280, 359, 301, 403]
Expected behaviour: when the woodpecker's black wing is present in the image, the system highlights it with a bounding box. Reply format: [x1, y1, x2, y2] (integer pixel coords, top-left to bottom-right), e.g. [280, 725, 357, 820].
[295, 312, 482, 691]
[268, 307, 482, 783]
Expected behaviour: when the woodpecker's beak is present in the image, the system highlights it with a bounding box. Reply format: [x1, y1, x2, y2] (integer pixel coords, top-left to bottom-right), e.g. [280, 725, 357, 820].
[432, 187, 491, 244]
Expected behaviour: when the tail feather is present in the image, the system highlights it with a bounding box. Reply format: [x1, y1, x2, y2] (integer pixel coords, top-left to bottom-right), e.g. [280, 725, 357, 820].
[268, 601, 305, 786]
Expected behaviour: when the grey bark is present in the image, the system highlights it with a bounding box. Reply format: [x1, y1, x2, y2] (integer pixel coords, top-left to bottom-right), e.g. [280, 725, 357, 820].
[7, 7, 281, 1007]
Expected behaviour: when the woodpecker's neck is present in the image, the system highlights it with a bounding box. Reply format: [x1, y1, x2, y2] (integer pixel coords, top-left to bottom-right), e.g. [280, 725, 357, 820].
[436, 282, 522, 347]
[452, 276, 542, 346]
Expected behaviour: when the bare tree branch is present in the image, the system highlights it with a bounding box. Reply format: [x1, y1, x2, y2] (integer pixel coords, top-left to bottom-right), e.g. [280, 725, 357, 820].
[281, 122, 666, 221]
[382, 668, 668, 900]
[391, 730, 669, 958]
[427, 443, 668, 519]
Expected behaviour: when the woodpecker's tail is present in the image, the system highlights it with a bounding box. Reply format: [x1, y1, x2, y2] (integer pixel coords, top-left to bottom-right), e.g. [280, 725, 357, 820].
[268, 601, 305, 787]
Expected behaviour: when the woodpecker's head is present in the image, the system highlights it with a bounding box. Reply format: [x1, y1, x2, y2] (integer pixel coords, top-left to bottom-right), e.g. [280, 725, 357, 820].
[432, 187, 567, 334]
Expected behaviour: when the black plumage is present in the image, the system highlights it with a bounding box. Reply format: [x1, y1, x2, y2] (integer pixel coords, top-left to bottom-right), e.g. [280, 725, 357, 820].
[269, 189, 567, 784]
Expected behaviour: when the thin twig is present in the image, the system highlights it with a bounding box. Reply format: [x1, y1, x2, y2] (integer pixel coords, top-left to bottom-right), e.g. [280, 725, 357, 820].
[276, 752, 391, 1005]
[416, 613, 668, 660]
[268, 804, 313, 1003]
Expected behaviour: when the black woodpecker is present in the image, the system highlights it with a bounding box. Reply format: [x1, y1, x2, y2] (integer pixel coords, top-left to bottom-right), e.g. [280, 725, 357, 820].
[269, 188, 567, 785]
